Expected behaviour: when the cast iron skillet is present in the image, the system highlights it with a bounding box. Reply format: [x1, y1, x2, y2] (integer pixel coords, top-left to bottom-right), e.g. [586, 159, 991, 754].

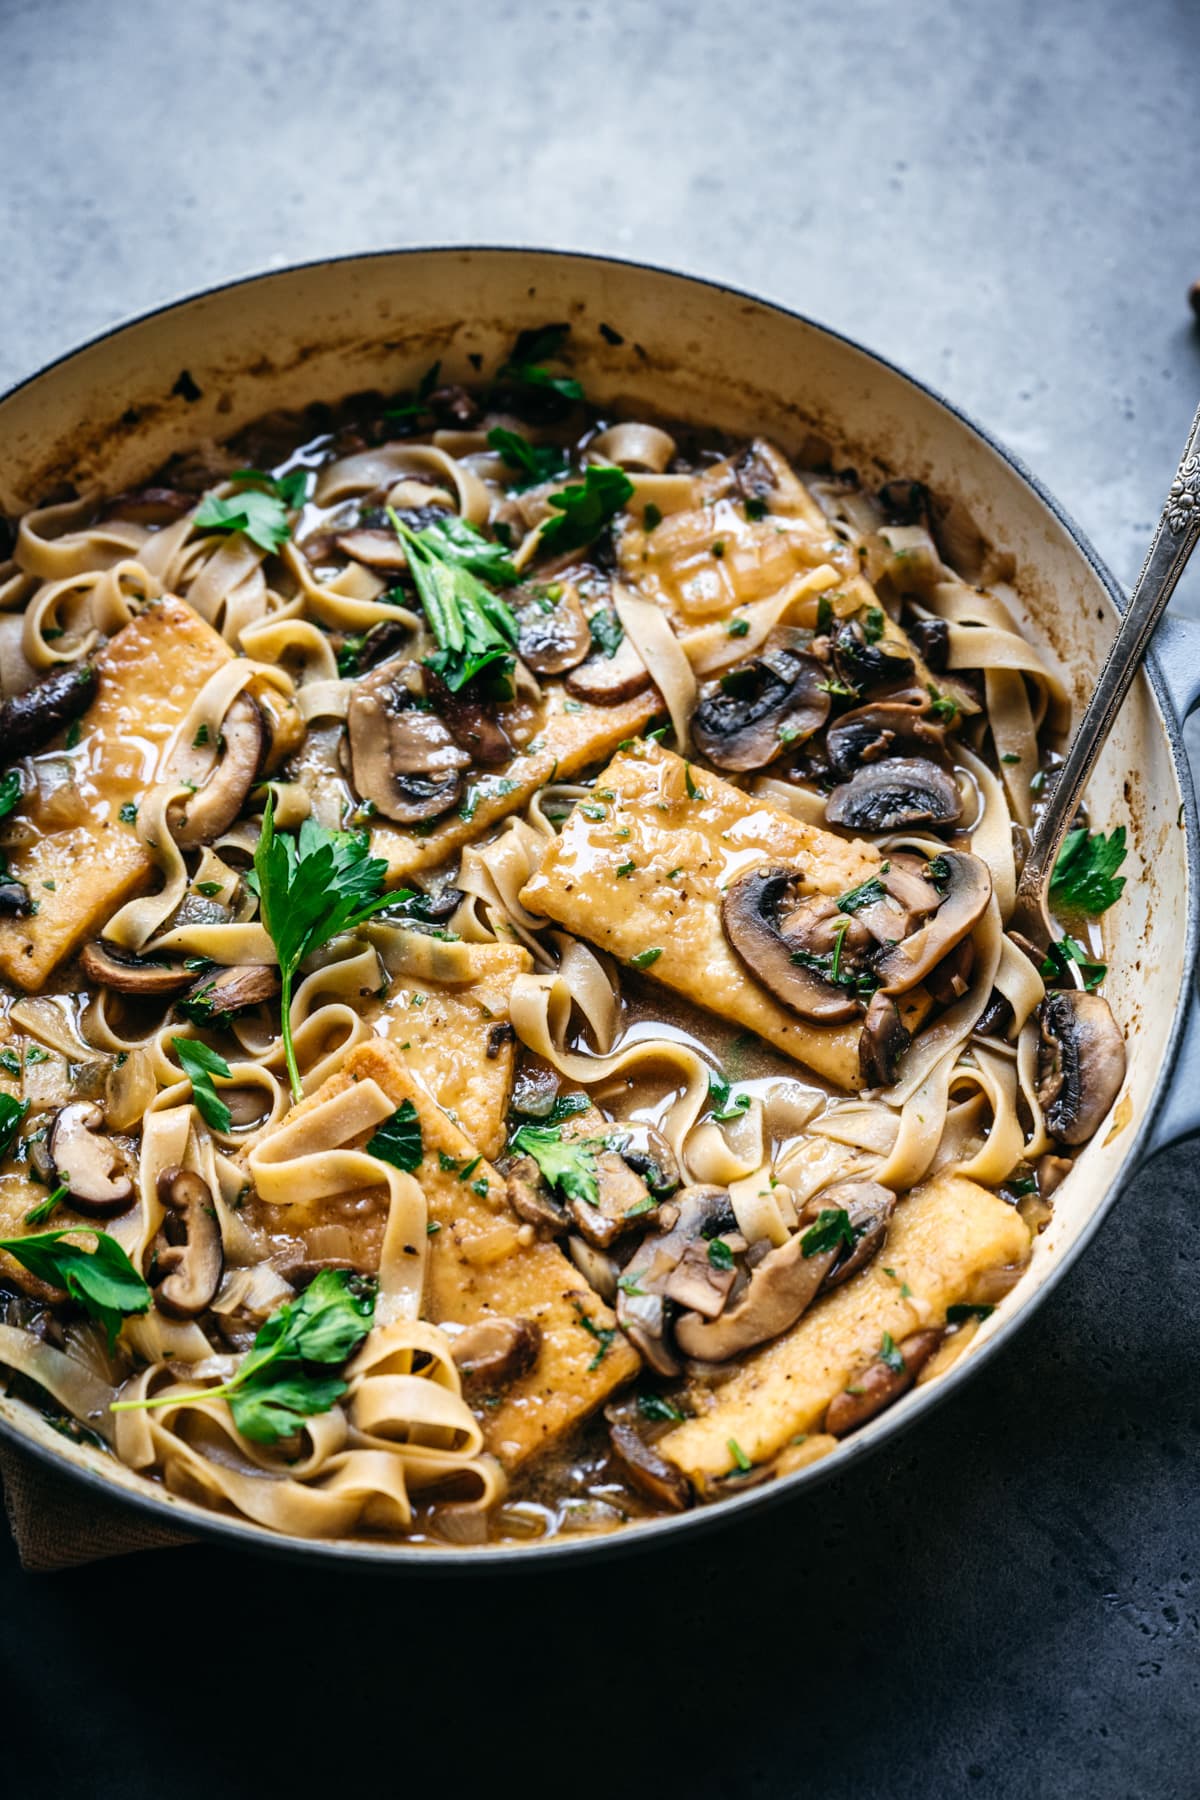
[1, 248, 1199, 1569]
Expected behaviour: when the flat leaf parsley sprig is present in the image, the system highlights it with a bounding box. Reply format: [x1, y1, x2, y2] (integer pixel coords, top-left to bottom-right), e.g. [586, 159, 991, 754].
[250, 794, 398, 1102]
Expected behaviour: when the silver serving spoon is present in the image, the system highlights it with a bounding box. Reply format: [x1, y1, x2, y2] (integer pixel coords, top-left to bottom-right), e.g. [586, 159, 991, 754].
[1009, 399, 1200, 955]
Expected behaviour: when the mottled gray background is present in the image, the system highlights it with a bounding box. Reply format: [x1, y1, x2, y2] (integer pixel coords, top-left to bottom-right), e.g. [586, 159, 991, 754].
[1, 0, 1199, 1794]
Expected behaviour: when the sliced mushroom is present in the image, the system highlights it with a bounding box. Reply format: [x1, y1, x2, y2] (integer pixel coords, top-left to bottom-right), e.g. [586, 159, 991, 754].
[925, 936, 975, 1005]
[1035, 1152, 1074, 1199]
[831, 619, 914, 692]
[612, 1123, 680, 1198]
[506, 1157, 568, 1235]
[1035, 990, 1127, 1147]
[813, 1180, 896, 1290]
[673, 1227, 835, 1362]
[826, 701, 947, 778]
[180, 963, 280, 1026]
[513, 583, 592, 675]
[450, 1315, 541, 1391]
[0, 663, 97, 763]
[692, 631, 830, 772]
[423, 668, 515, 767]
[873, 851, 992, 996]
[906, 616, 950, 672]
[49, 1102, 134, 1216]
[859, 991, 911, 1085]
[564, 620, 651, 705]
[721, 868, 861, 1023]
[824, 1328, 942, 1435]
[0, 878, 31, 916]
[346, 658, 469, 824]
[152, 1167, 223, 1318]
[825, 756, 962, 832]
[564, 1132, 654, 1250]
[80, 939, 192, 997]
[173, 694, 266, 849]
[333, 528, 412, 571]
[616, 1186, 734, 1377]
[608, 1421, 691, 1511]
[849, 854, 943, 947]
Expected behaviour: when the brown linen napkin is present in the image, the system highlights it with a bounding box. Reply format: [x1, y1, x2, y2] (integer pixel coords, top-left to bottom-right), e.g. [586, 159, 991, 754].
[0, 1441, 192, 1571]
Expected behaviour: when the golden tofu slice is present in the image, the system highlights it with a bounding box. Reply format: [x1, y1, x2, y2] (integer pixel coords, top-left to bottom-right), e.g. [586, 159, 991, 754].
[0, 597, 231, 990]
[617, 439, 851, 629]
[306, 1039, 639, 1470]
[366, 934, 531, 1158]
[519, 742, 926, 1090]
[660, 1173, 1030, 1484]
[367, 686, 662, 883]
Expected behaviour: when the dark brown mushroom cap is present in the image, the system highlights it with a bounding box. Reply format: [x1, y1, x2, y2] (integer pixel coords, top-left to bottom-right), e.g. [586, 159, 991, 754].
[0, 663, 97, 763]
[611, 1122, 680, 1198]
[872, 850, 992, 996]
[505, 1157, 569, 1236]
[825, 701, 947, 778]
[564, 623, 652, 705]
[692, 631, 830, 772]
[824, 1327, 942, 1435]
[825, 756, 962, 832]
[831, 619, 915, 692]
[80, 939, 192, 997]
[513, 583, 592, 675]
[173, 693, 267, 849]
[422, 668, 515, 767]
[346, 658, 469, 824]
[1036, 989, 1127, 1147]
[49, 1102, 134, 1216]
[905, 616, 950, 672]
[859, 991, 912, 1086]
[616, 1186, 734, 1377]
[721, 867, 862, 1023]
[608, 1421, 691, 1511]
[180, 963, 280, 1026]
[0, 879, 31, 917]
[450, 1315, 542, 1391]
[152, 1167, 223, 1319]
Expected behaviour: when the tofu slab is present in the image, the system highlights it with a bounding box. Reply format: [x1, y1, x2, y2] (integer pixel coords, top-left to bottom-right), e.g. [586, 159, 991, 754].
[659, 1173, 1030, 1484]
[366, 934, 531, 1158]
[518, 742, 927, 1090]
[370, 686, 661, 882]
[298, 1040, 639, 1470]
[0, 597, 231, 990]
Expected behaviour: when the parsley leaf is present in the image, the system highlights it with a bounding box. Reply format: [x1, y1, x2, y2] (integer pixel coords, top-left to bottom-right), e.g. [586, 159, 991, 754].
[0, 1093, 29, 1160]
[630, 947, 662, 969]
[708, 1237, 735, 1271]
[926, 684, 959, 725]
[0, 1228, 150, 1349]
[389, 511, 519, 694]
[487, 426, 569, 491]
[879, 1330, 905, 1373]
[400, 510, 520, 587]
[511, 1123, 600, 1207]
[1041, 935, 1107, 991]
[193, 469, 308, 553]
[366, 1099, 423, 1172]
[588, 609, 624, 658]
[539, 465, 634, 554]
[497, 324, 584, 402]
[24, 1183, 67, 1227]
[573, 1302, 615, 1370]
[836, 864, 890, 913]
[708, 1068, 750, 1123]
[171, 1037, 232, 1134]
[800, 1207, 859, 1257]
[638, 1392, 685, 1424]
[251, 793, 396, 1100]
[385, 360, 441, 422]
[1049, 826, 1127, 917]
[0, 770, 21, 821]
[112, 1268, 375, 1443]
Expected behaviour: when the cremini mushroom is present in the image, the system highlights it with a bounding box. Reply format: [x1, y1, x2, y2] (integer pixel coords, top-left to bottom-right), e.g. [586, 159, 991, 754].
[616, 1185, 735, 1377]
[563, 1134, 654, 1250]
[346, 658, 469, 824]
[152, 1167, 223, 1318]
[825, 701, 947, 778]
[859, 991, 912, 1085]
[825, 1328, 943, 1435]
[814, 1180, 896, 1290]
[1035, 989, 1127, 1146]
[613, 1122, 680, 1198]
[872, 851, 992, 995]
[825, 756, 963, 832]
[0, 662, 96, 762]
[721, 868, 862, 1023]
[564, 622, 651, 705]
[79, 939, 192, 997]
[513, 583, 592, 675]
[0, 878, 31, 916]
[608, 1421, 691, 1511]
[692, 630, 830, 772]
[49, 1102, 134, 1216]
[831, 618, 914, 692]
[181, 963, 280, 1026]
[450, 1315, 542, 1390]
[333, 528, 412, 571]
[905, 616, 950, 672]
[423, 669, 515, 766]
[173, 693, 266, 849]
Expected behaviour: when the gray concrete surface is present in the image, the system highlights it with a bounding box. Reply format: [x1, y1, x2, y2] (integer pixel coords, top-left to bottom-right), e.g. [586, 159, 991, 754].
[1, 0, 1199, 1794]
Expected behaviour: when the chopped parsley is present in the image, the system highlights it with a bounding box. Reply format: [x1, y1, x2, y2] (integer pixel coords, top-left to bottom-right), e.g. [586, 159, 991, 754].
[708, 1068, 750, 1122]
[588, 609, 624, 658]
[926, 684, 959, 724]
[539, 464, 634, 554]
[727, 1438, 752, 1473]
[496, 323, 584, 402]
[1049, 826, 1127, 917]
[487, 425, 569, 490]
[193, 468, 308, 553]
[118, 802, 138, 825]
[800, 1206, 858, 1257]
[1041, 935, 1107, 991]
[727, 616, 750, 637]
[0, 770, 21, 821]
[172, 1037, 232, 1134]
[638, 1392, 684, 1424]
[366, 1099, 424, 1173]
[511, 1123, 600, 1207]
[643, 502, 663, 531]
[836, 864, 890, 913]
[630, 947, 662, 969]
[879, 1331, 905, 1373]
[708, 1237, 735, 1271]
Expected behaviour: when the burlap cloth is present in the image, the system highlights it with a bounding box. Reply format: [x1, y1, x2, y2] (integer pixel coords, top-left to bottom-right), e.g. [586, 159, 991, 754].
[0, 1440, 193, 1571]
